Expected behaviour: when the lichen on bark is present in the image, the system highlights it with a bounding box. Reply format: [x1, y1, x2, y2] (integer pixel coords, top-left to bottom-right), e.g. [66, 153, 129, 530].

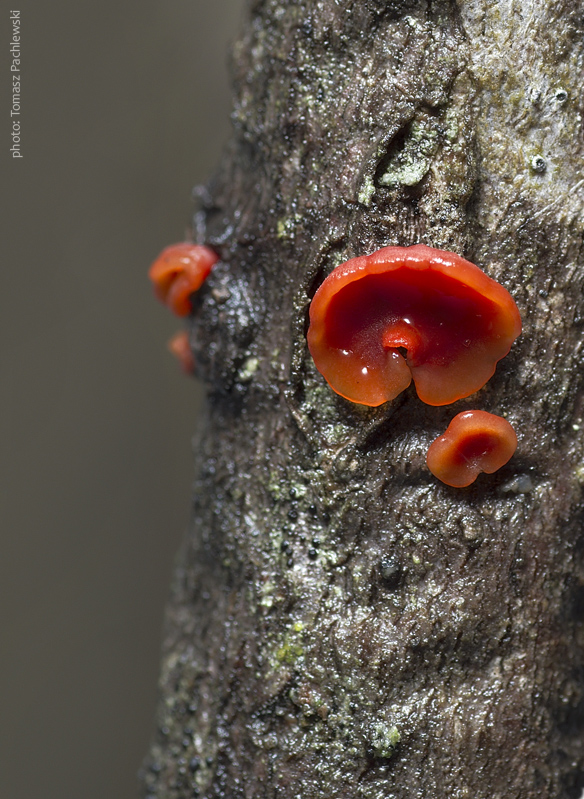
[142, 1, 584, 797]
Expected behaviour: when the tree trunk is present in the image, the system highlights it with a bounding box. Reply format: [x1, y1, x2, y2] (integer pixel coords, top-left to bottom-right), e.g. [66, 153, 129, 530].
[141, 1, 584, 797]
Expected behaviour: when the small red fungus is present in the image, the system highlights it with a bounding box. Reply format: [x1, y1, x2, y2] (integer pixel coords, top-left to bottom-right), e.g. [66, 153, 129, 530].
[307, 244, 521, 406]
[168, 330, 195, 375]
[426, 410, 518, 487]
[149, 243, 217, 317]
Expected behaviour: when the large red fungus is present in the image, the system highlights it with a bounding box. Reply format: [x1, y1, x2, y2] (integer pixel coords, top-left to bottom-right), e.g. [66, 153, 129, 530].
[307, 244, 521, 406]
[426, 410, 518, 487]
[149, 243, 217, 317]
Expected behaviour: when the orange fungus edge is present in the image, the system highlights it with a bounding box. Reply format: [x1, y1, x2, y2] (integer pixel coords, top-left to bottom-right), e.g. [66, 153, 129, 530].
[168, 330, 195, 375]
[307, 244, 521, 407]
[148, 242, 218, 317]
[426, 410, 518, 487]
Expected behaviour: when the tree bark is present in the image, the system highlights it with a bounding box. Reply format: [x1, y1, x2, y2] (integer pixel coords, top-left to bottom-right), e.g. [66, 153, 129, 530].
[142, 1, 584, 797]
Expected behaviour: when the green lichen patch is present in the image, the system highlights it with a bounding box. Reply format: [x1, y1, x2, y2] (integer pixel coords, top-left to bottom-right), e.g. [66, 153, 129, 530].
[275, 621, 305, 666]
[369, 722, 401, 759]
[377, 113, 442, 188]
[238, 356, 259, 382]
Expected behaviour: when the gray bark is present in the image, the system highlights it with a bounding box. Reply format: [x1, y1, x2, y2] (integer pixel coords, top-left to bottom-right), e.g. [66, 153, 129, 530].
[141, 1, 584, 797]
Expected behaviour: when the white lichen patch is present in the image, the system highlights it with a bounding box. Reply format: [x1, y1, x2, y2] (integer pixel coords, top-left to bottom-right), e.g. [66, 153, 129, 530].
[357, 175, 375, 206]
[501, 474, 534, 494]
[378, 114, 441, 188]
[238, 356, 259, 382]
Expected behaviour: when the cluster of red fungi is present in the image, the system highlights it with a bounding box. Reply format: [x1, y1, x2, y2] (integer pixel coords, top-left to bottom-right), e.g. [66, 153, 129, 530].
[149, 242, 219, 374]
[307, 244, 521, 487]
[149, 242, 521, 488]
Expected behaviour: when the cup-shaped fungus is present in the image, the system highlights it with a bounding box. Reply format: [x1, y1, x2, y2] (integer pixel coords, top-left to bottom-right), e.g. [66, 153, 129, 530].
[149, 243, 218, 317]
[168, 330, 195, 375]
[307, 244, 521, 406]
[426, 410, 517, 487]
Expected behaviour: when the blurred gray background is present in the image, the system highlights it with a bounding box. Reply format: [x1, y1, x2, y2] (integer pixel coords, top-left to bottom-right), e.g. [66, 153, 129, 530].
[1, 2, 243, 797]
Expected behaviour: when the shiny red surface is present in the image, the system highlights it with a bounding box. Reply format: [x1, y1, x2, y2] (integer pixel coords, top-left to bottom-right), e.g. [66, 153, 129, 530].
[426, 410, 518, 487]
[149, 242, 217, 317]
[307, 244, 521, 406]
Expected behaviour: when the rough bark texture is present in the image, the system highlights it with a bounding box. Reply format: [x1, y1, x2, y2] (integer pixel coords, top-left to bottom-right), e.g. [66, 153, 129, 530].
[142, 1, 584, 797]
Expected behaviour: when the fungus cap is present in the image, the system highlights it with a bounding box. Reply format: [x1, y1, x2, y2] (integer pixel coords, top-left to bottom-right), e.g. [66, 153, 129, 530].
[149, 243, 217, 317]
[426, 410, 518, 487]
[307, 244, 521, 406]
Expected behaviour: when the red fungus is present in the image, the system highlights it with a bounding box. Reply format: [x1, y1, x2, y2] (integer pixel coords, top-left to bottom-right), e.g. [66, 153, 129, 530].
[426, 410, 518, 487]
[149, 243, 217, 317]
[168, 330, 195, 375]
[307, 244, 521, 406]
